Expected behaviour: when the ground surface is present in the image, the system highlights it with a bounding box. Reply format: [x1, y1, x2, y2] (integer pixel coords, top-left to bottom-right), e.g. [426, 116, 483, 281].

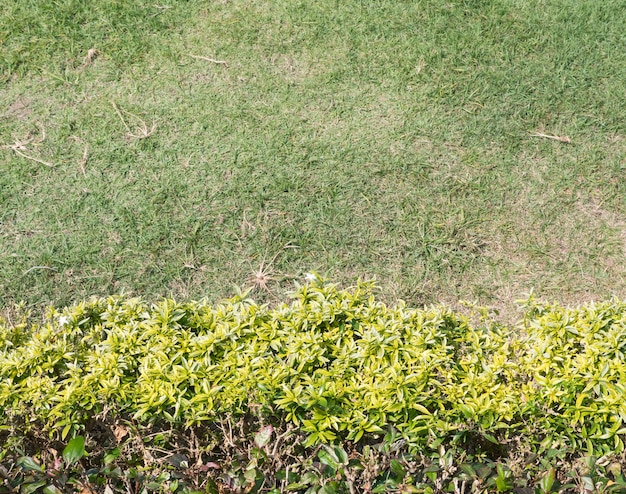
[2, 0, 626, 320]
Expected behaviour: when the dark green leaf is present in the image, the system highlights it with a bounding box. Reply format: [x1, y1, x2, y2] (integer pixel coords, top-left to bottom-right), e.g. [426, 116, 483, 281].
[104, 447, 121, 465]
[483, 433, 499, 444]
[287, 472, 319, 489]
[63, 436, 86, 466]
[43, 485, 64, 494]
[475, 464, 493, 479]
[205, 478, 219, 494]
[390, 459, 405, 479]
[331, 445, 348, 465]
[167, 453, 189, 468]
[21, 481, 47, 494]
[17, 456, 44, 473]
[318, 482, 339, 494]
[244, 467, 257, 483]
[318, 447, 339, 471]
[460, 463, 477, 478]
[538, 468, 556, 493]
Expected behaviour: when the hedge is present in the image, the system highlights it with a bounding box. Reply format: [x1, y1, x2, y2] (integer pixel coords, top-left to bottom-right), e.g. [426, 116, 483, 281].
[2, 278, 626, 492]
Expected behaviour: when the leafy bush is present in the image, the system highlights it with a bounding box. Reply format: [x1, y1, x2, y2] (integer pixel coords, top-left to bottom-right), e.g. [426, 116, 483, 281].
[2, 278, 626, 492]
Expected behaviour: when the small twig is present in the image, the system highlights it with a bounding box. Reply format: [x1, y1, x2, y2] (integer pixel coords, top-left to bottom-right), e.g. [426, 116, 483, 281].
[111, 101, 156, 139]
[270, 425, 294, 459]
[23, 266, 58, 276]
[189, 55, 229, 66]
[217, 418, 236, 449]
[37, 122, 46, 141]
[71, 136, 89, 176]
[80, 143, 88, 176]
[150, 4, 172, 17]
[530, 132, 572, 144]
[112, 101, 132, 134]
[8, 147, 54, 167]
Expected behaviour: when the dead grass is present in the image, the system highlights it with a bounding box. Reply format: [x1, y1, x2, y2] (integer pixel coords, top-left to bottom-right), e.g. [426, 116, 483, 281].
[111, 102, 157, 140]
[1, 124, 54, 167]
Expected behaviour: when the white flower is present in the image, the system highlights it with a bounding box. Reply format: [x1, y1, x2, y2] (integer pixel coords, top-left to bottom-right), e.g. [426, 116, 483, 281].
[304, 273, 316, 282]
[59, 315, 70, 327]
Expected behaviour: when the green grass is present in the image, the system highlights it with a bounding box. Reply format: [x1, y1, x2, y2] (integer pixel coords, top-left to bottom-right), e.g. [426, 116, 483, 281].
[2, 0, 626, 317]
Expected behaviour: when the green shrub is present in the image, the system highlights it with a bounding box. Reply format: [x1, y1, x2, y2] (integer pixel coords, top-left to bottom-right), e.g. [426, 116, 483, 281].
[2, 278, 626, 492]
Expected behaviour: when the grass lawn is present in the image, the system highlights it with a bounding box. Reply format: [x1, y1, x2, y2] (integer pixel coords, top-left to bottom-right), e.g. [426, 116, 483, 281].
[2, 0, 626, 318]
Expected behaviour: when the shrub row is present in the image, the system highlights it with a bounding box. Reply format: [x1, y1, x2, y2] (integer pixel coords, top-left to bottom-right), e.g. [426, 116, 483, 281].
[2, 278, 626, 492]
